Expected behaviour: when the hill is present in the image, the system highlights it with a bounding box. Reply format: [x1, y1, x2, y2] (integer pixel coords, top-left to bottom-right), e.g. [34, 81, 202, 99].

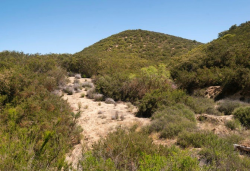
[171, 21, 250, 98]
[62, 29, 202, 76]
[2, 25, 250, 170]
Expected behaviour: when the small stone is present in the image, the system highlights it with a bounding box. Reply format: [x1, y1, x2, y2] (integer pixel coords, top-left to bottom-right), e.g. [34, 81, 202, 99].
[115, 111, 119, 120]
[111, 115, 116, 120]
[120, 114, 125, 121]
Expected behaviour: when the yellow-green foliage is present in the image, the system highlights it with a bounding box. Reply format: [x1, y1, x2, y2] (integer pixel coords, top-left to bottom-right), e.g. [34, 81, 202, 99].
[80, 127, 200, 170]
[95, 64, 173, 103]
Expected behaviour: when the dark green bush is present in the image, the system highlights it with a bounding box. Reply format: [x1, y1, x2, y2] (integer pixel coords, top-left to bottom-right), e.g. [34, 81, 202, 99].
[95, 73, 129, 101]
[95, 65, 172, 103]
[137, 89, 186, 117]
[233, 106, 250, 128]
[147, 104, 196, 138]
[171, 21, 250, 96]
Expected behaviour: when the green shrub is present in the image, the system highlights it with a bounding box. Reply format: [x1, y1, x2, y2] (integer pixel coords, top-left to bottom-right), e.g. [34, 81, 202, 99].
[80, 126, 200, 170]
[122, 65, 171, 101]
[217, 99, 246, 115]
[148, 104, 196, 138]
[0, 53, 81, 170]
[95, 74, 128, 101]
[80, 152, 116, 171]
[0, 86, 81, 170]
[165, 148, 200, 171]
[225, 119, 241, 130]
[138, 153, 168, 171]
[184, 96, 221, 115]
[171, 22, 250, 96]
[233, 106, 250, 128]
[89, 127, 168, 170]
[137, 89, 186, 117]
[178, 130, 247, 170]
[160, 120, 196, 139]
[138, 150, 200, 171]
[193, 88, 206, 97]
[177, 131, 218, 148]
[178, 131, 243, 149]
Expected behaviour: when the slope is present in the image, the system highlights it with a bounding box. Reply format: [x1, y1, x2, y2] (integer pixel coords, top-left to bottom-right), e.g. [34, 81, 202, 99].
[63, 29, 202, 76]
[171, 21, 250, 98]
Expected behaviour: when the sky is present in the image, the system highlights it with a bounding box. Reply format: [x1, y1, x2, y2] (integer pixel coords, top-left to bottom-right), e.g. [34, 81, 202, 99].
[0, 0, 250, 54]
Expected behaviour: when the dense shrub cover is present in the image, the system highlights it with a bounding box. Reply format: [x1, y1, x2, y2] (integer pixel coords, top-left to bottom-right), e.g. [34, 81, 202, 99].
[0, 51, 81, 170]
[217, 99, 249, 115]
[171, 21, 250, 97]
[69, 29, 201, 76]
[80, 127, 200, 170]
[177, 131, 250, 170]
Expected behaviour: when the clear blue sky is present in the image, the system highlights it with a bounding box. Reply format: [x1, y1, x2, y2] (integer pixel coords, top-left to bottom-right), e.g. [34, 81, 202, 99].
[1, 0, 249, 54]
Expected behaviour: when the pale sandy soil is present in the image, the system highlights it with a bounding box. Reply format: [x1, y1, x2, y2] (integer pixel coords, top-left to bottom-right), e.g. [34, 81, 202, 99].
[196, 114, 234, 135]
[63, 77, 150, 168]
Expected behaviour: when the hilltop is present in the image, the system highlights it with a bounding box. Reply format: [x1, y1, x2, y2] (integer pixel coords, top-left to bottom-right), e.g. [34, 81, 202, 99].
[62, 29, 202, 76]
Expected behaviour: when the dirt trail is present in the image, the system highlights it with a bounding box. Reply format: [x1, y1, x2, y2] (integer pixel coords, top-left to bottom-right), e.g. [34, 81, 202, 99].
[63, 77, 150, 168]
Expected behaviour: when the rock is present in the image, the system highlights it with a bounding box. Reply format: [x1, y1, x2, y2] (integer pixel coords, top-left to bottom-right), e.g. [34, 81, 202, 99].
[205, 86, 222, 99]
[105, 98, 116, 104]
[234, 144, 250, 152]
[111, 115, 116, 120]
[63, 86, 74, 95]
[75, 74, 81, 79]
[93, 93, 104, 101]
[120, 114, 125, 121]
[82, 82, 94, 88]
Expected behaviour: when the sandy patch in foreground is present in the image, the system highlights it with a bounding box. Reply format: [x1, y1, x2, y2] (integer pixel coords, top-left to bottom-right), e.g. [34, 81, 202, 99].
[63, 77, 150, 168]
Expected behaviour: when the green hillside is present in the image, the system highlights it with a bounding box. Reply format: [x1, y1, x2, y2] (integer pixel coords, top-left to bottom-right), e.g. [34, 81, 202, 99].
[62, 29, 201, 76]
[171, 21, 250, 98]
[2, 24, 250, 170]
